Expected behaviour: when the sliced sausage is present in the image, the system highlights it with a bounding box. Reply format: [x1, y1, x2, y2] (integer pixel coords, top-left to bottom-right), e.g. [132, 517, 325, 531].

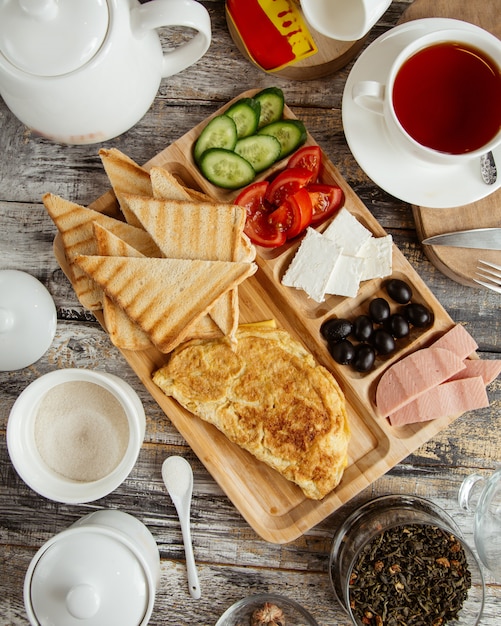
[447, 359, 501, 386]
[432, 324, 478, 360]
[388, 376, 489, 426]
[376, 347, 466, 417]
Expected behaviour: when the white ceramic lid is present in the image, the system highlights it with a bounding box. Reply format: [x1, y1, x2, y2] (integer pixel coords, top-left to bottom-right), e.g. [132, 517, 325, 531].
[26, 527, 150, 625]
[0, 270, 57, 371]
[0, 0, 109, 76]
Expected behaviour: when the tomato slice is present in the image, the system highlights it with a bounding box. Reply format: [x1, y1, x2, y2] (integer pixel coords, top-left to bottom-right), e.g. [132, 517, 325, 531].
[244, 213, 287, 247]
[265, 167, 316, 207]
[235, 181, 287, 247]
[287, 145, 322, 181]
[235, 180, 269, 214]
[307, 183, 344, 225]
[268, 187, 312, 240]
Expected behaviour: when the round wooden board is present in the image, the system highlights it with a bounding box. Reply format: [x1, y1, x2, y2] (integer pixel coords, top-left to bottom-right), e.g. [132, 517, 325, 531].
[225, 5, 367, 80]
[399, 0, 501, 287]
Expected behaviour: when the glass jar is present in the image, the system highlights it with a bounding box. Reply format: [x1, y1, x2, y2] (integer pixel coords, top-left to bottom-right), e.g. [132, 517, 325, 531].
[329, 495, 485, 626]
[459, 467, 501, 578]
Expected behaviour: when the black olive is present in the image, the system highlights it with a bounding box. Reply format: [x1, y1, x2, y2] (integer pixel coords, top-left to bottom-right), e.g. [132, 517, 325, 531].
[372, 329, 396, 355]
[386, 278, 413, 304]
[321, 318, 353, 342]
[352, 344, 376, 372]
[352, 315, 373, 342]
[328, 339, 355, 365]
[404, 303, 433, 327]
[369, 297, 390, 323]
[384, 313, 410, 339]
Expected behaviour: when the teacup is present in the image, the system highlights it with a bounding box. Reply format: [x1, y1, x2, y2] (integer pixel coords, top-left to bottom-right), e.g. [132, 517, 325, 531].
[300, 0, 392, 42]
[352, 21, 501, 165]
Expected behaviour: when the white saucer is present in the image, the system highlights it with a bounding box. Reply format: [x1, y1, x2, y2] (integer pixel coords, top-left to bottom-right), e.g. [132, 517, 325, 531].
[0, 270, 57, 371]
[342, 18, 501, 208]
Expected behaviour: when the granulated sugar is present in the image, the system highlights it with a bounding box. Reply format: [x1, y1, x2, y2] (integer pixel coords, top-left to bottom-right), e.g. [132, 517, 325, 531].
[34, 381, 130, 482]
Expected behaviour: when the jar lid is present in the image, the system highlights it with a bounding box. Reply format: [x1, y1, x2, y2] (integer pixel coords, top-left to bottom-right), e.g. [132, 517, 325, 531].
[0, 270, 57, 372]
[25, 527, 151, 625]
[0, 0, 109, 77]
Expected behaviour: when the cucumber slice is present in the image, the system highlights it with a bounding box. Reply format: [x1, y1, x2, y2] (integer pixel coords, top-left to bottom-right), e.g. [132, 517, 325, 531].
[257, 119, 307, 158]
[234, 134, 282, 173]
[254, 87, 285, 128]
[193, 115, 237, 164]
[199, 148, 256, 189]
[225, 98, 261, 138]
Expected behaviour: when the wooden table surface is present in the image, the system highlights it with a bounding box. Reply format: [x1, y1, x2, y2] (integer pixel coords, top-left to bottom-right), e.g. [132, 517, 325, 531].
[1, 1, 500, 624]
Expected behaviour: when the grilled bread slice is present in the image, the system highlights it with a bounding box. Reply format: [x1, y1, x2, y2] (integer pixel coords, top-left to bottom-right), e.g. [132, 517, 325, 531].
[75, 255, 257, 353]
[153, 326, 351, 499]
[122, 195, 246, 262]
[150, 166, 193, 201]
[93, 223, 153, 351]
[99, 148, 152, 227]
[94, 222, 223, 346]
[122, 194, 247, 340]
[43, 192, 161, 310]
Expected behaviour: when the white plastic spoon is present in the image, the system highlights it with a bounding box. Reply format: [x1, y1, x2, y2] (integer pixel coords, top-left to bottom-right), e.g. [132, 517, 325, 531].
[162, 456, 201, 599]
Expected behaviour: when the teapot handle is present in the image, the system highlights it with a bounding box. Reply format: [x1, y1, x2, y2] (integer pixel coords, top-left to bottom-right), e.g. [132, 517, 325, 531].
[131, 0, 211, 78]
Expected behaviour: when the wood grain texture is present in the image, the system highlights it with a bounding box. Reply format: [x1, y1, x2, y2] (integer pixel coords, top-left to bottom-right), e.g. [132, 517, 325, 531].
[1, 1, 500, 624]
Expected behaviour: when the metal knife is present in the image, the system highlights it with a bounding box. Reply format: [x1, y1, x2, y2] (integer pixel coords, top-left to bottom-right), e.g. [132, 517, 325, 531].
[421, 228, 501, 250]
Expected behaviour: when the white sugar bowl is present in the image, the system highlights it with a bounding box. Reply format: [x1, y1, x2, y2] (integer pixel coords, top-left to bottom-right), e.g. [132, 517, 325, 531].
[24, 510, 161, 626]
[7, 368, 145, 503]
[0, 0, 211, 143]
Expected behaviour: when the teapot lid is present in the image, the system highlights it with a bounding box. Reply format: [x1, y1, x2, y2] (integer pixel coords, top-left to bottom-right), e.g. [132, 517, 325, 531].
[0, 0, 109, 77]
[25, 526, 152, 625]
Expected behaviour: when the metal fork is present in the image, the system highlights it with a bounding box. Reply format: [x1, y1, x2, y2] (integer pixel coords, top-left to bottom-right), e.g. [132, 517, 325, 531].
[474, 260, 501, 293]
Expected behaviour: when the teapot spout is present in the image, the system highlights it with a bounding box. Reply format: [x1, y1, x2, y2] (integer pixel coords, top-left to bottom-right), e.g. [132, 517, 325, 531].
[19, 0, 58, 20]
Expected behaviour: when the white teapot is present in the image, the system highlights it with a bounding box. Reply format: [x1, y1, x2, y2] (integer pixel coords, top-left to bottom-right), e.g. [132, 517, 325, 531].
[0, 0, 211, 144]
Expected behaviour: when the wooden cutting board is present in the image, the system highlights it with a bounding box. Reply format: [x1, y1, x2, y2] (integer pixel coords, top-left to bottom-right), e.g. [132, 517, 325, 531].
[399, 0, 501, 287]
[52, 89, 478, 543]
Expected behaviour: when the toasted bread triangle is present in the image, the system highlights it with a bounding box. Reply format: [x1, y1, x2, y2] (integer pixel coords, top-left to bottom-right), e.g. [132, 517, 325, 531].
[150, 167, 192, 201]
[149, 168, 218, 339]
[75, 255, 256, 353]
[150, 166, 211, 202]
[93, 222, 144, 258]
[122, 194, 247, 340]
[122, 194, 245, 261]
[43, 192, 162, 310]
[99, 148, 152, 227]
[93, 223, 153, 351]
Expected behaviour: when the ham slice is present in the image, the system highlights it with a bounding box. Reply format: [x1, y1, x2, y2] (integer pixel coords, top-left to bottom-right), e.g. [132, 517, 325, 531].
[432, 324, 478, 360]
[388, 376, 489, 426]
[376, 347, 466, 417]
[447, 359, 501, 386]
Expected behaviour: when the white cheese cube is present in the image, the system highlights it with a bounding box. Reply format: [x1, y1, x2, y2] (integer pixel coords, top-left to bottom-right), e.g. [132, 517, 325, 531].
[357, 235, 393, 281]
[323, 208, 372, 256]
[325, 254, 364, 297]
[281, 227, 341, 302]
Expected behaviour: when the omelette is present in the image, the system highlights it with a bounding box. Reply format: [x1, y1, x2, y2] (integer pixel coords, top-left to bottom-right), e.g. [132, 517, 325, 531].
[153, 326, 350, 500]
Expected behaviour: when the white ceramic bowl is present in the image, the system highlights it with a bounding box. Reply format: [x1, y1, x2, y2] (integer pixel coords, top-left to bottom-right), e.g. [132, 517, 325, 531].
[7, 368, 145, 503]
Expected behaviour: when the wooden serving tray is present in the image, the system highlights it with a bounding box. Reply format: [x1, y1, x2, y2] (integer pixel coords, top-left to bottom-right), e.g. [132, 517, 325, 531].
[55, 90, 461, 543]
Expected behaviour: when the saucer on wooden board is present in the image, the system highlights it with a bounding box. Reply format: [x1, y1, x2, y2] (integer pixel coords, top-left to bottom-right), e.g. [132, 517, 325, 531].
[399, 0, 501, 287]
